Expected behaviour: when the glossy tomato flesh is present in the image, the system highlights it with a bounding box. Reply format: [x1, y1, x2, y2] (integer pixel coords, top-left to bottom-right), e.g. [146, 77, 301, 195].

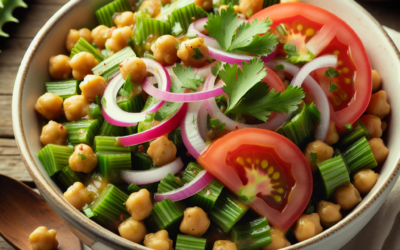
[197, 129, 313, 230]
[250, 3, 372, 129]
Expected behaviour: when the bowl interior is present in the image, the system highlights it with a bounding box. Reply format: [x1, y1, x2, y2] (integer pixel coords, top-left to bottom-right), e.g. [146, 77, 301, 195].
[12, 0, 400, 249]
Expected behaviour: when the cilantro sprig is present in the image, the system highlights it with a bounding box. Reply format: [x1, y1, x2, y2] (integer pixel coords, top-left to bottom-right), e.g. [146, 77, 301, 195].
[205, 5, 278, 56]
[172, 64, 204, 91]
[219, 59, 305, 122]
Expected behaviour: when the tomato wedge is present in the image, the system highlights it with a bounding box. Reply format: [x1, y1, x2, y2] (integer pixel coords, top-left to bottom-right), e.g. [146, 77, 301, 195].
[197, 129, 312, 230]
[250, 3, 372, 129]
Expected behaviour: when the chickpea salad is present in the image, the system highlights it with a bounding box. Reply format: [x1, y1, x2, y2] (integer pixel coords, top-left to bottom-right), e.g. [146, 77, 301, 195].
[35, 0, 390, 249]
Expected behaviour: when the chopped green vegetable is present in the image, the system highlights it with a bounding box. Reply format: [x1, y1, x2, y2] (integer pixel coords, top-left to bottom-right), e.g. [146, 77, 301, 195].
[94, 136, 134, 154]
[97, 153, 132, 183]
[205, 5, 277, 56]
[45, 80, 79, 100]
[70, 37, 104, 62]
[343, 123, 353, 130]
[176, 235, 207, 250]
[38, 145, 73, 177]
[324, 67, 341, 78]
[167, 3, 208, 32]
[192, 48, 204, 60]
[317, 155, 350, 198]
[154, 102, 182, 122]
[88, 103, 102, 118]
[133, 152, 157, 170]
[119, 73, 135, 99]
[231, 217, 272, 250]
[127, 183, 141, 193]
[95, 0, 132, 27]
[276, 64, 285, 70]
[311, 152, 317, 163]
[171, 22, 184, 36]
[99, 121, 125, 137]
[342, 137, 378, 173]
[328, 82, 339, 92]
[337, 120, 369, 148]
[62, 119, 103, 146]
[144, 198, 185, 232]
[57, 165, 85, 190]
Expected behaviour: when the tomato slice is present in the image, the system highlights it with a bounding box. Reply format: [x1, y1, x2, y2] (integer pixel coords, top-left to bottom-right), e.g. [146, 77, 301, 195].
[197, 129, 312, 230]
[250, 3, 372, 129]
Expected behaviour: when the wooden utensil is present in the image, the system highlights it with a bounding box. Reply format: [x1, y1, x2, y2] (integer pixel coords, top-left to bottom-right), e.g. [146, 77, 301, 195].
[0, 174, 82, 250]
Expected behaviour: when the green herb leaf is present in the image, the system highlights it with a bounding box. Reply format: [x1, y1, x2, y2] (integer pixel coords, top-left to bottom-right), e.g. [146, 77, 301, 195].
[276, 64, 285, 70]
[192, 47, 204, 60]
[79, 153, 87, 160]
[205, 5, 277, 56]
[229, 84, 305, 122]
[172, 64, 204, 91]
[343, 123, 352, 130]
[218, 123, 226, 132]
[144, 51, 155, 60]
[101, 97, 107, 109]
[324, 67, 340, 78]
[328, 82, 339, 92]
[284, 43, 298, 56]
[220, 59, 267, 114]
[310, 152, 317, 163]
[211, 61, 222, 76]
[119, 73, 135, 99]
[171, 22, 184, 36]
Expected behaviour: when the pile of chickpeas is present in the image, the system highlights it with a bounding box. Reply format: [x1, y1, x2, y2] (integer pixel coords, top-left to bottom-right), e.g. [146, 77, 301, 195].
[31, 0, 389, 249]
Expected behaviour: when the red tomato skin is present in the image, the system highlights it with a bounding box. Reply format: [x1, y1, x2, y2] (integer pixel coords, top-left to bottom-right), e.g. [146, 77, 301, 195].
[251, 3, 372, 129]
[198, 129, 313, 231]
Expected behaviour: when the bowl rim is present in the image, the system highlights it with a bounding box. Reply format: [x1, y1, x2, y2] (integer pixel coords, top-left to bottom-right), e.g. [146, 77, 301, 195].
[11, 0, 400, 249]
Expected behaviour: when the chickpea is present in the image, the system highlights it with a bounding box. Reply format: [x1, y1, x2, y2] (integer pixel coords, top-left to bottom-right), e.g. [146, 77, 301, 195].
[63, 95, 90, 121]
[161, 0, 171, 5]
[34, 93, 64, 120]
[63, 182, 92, 210]
[144, 230, 174, 250]
[368, 138, 389, 165]
[29, 226, 58, 250]
[118, 218, 147, 243]
[65, 28, 92, 52]
[49, 55, 72, 80]
[147, 135, 177, 166]
[372, 70, 382, 92]
[213, 240, 238, 250]
[218, 5, 240, 14]
[126, 189, 153, 221]
[152, 35, 179, 65]
[360, 115, 382, 140]
[353, 169, 379, 195]
[180, 206, 210, 237]
[70, 52, 99, 80]
[334, 183, 362, 210]
[92, 25, 113, 49]
[106, 27, 133, 53]
[177, 38, 209, 68]
[293, 213, 323, 242]
[195, 0, 213, 11]
[80, 75, 107, 102]
[366, 90, 390, 119]
[120, 57, 148, 83]
[381, 121, 387, 133]
[69, 144, 98, 173]
[139, 0, 162, 17]
[325, 121, 339, 145]
[113, 11, 135, 28]
[238, 0, 263, 18]
[262, 227, 291, 250]
[303, 141, 334, 172]
[316, 201, 342, 228]
[40, 121, 68, 146]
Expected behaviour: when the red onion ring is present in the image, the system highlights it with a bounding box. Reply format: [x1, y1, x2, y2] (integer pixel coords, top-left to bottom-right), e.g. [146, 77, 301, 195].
[102, 58, 170, 127]
[154, 170, 214, 202]
[265, 59, 331, 141]
[118, 103, 188, 146]
[121, 157, 184, 185]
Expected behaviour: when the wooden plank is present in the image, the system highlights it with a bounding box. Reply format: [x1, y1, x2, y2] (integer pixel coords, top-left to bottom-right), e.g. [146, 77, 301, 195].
[30, 0, 70, 5]
[0, 38, 31, 67]
[0, 67, 18, 95]
[0, 96, 12, 138]
[0, 138, 30, 182]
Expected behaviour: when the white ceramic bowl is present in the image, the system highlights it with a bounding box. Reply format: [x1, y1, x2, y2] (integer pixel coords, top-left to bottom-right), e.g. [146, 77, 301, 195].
[12, 0, 400, 249]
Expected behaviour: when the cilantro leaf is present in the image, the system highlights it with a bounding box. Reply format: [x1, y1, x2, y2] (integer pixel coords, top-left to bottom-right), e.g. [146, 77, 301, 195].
[229, 18, 277, 56]
[284, 43, 315, 65]
[79, 153, 87, 160]
[205, 5, 277, 56]
[328, 82, 339, 92]
[219, 59, 267, 113]
[324, 67, 340, 77]
[204, 5, 242, 51]
[310, 153, 317, 163]
[171, 22, 183, 36]
[172, 64, 204, 91]
[229, 84, 305, 122]
[119, 73, 135, 99]
[192, 48, 204, 60]
[276, 64, 285, 70]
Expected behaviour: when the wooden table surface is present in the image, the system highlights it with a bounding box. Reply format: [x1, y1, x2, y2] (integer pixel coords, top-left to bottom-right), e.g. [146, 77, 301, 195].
[0, 0, 399, 249]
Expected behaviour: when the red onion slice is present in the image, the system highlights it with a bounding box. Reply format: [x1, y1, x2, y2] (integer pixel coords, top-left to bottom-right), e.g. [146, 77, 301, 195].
[181, 101, 208, 159]
[291, 55, 338, 88]
[102, 58, 170, 127]
[121, 157, 184, 185]
[141, 75, 224, 102]
[265, 59, 331, 141]
[154, 170, 214, 202]
[118, 103, 188, 146]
